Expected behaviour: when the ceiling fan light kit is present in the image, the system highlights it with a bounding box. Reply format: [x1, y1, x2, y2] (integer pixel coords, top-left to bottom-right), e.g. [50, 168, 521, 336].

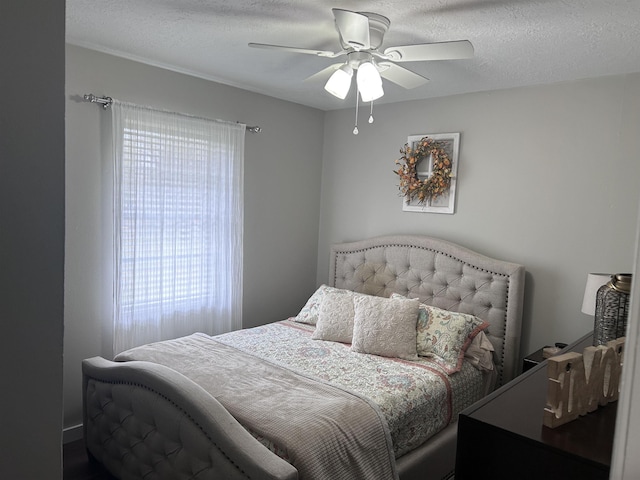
[324, 64, 353, 99]
[249, 8, 474, 134]
[356, 61, 384, 102]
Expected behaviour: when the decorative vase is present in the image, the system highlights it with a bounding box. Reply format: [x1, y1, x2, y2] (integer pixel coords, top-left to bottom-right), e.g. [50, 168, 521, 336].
[593, 273, 632, 345]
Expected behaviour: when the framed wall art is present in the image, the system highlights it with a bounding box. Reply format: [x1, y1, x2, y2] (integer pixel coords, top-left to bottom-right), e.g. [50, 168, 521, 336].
[396, 132, 460, 214]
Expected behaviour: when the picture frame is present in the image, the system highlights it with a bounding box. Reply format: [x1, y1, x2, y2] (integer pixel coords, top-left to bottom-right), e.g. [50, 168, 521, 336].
[401, 132, 460, 214]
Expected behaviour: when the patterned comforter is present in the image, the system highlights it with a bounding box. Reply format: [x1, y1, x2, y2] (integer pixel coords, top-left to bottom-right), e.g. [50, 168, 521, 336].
[213, 319, 487, 457]
[116, 319, 488, 479]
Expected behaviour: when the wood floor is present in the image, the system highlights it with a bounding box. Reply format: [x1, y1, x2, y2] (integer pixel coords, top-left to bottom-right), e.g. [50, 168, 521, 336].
[63, 440, 116, 480]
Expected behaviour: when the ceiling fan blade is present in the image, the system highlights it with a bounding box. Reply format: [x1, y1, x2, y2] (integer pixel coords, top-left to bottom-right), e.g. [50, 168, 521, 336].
[332, 8, 370, 50]
[378, 62, 429, 89]
[304, 63, 344, 83]
[383, 40, 474, 62]
[248, 42, 338, 58]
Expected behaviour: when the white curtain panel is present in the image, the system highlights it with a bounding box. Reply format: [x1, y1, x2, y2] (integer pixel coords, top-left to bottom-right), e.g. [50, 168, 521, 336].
[111, 101, 244, 354]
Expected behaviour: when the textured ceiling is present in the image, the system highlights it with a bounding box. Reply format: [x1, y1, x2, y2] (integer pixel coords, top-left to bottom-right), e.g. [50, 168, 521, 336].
[66, 0, 640, 111]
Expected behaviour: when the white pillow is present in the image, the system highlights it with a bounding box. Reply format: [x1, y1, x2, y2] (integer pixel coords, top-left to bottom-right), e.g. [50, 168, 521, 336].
[351, 295, 420, 360]
[311, 288, 356, 343]
[294, 284, 347, 326]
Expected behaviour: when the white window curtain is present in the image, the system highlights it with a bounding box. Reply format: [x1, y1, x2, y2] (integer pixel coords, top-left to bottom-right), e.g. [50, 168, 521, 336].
[111, 101, 244, 355]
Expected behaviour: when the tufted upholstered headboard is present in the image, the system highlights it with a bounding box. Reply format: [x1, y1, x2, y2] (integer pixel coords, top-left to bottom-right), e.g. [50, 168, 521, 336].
[329, 235, 525, 387]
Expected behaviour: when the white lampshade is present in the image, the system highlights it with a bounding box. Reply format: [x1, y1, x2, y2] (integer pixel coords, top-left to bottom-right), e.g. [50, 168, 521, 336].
[356, 62, 384, 102]
[324, 65, 353, 99]
[581, 273, 612, 315]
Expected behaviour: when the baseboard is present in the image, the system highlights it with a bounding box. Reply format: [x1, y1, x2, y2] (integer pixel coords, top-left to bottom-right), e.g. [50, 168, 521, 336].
[63, 424, 83, 444]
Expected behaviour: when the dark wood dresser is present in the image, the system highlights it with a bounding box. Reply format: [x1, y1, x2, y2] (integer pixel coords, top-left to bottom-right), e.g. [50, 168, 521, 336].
[455, 333, 617, 479]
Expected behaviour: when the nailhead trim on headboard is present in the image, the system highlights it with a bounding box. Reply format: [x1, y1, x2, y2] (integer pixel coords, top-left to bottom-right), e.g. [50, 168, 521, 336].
[328, 236, 525, 387]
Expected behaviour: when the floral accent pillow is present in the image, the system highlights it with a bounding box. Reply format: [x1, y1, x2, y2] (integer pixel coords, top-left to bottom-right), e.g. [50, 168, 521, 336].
[417, 304, 489, 373]
[391, 293, 489, 373]
[351, 295, 419, 360]
[294, 285, 349, 326]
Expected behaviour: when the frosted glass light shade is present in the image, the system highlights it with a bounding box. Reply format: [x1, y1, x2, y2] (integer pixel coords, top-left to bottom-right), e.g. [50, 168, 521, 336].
[360, 82, 384, 102]
[324, 65, 353, 99]
[357, 62, 384, 102]
[581, 273, 612, 315]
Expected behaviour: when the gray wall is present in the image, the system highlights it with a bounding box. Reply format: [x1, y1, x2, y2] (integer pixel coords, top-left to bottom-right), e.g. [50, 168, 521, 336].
[1, 0, 65, 478]
[317, 73, 640, 356]
[64, 45, 324, 430]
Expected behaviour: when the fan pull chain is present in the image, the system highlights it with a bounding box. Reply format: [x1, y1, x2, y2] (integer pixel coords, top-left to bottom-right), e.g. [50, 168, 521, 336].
[369, 101, 374, 124]
[353, 93, 359, 135]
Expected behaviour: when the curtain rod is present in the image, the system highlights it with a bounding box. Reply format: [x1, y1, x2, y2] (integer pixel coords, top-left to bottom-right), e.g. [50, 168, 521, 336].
[83, 94, 262, 133]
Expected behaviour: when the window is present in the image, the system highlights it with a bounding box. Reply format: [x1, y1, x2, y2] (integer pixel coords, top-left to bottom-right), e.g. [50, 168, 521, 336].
[111, 103, 244, 354]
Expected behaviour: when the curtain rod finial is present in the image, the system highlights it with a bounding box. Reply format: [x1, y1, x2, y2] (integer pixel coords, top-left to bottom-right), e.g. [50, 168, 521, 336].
[84, 93, 113, 109]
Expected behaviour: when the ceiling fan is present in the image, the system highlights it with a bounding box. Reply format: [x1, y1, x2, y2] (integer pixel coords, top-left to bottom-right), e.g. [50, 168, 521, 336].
[249, 8, 474, 102]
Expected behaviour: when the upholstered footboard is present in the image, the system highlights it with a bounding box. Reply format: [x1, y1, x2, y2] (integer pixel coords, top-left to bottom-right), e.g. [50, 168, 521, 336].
[82, 357, 298, 480]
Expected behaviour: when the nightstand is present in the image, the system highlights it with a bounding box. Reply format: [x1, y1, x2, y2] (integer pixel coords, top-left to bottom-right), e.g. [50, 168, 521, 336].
[522, 347, 546, 372]
[456, 333, 615, 480]
[522, 343, 568, 372]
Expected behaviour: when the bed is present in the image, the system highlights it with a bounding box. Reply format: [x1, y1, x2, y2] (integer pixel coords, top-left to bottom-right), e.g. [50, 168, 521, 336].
[83, 234, 525, 480]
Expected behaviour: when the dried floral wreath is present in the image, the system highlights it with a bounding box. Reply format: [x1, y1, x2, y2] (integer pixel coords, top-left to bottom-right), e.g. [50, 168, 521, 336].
[394, 136, 453, 204]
